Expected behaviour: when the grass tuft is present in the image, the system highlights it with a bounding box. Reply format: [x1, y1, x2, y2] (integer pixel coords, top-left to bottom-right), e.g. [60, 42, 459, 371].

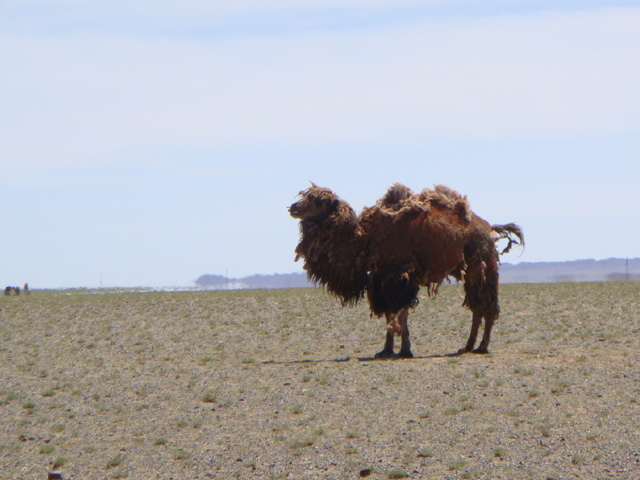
[39, 444, 55, 454]
[386, 468, 408, 479]
[107, 454, 125, 469]
[202, 390, 217, 403]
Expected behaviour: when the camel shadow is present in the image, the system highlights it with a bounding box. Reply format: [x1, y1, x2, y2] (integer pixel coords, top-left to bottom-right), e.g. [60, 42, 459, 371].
[261, 351, 459, 365]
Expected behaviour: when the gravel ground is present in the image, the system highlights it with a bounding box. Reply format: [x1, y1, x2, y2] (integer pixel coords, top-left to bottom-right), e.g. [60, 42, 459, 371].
[1, 282, 639, 479]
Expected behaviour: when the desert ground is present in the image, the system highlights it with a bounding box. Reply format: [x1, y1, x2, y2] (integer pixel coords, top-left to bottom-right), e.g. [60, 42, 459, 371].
[1, 282, 639, 480]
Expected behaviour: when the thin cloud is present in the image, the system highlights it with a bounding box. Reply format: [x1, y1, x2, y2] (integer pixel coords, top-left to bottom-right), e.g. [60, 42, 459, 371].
[4, 1, 639, 38]
[2, 6, 638, 174]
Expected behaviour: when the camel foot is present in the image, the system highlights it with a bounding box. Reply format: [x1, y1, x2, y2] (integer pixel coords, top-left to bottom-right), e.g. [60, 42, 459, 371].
[398, 349, 414, 359]
[456, 347, 471, 355]
[472, 347, 489, 354]
[375, 349, 395, 359]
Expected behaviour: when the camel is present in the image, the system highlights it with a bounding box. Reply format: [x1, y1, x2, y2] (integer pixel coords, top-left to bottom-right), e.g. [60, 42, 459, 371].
[289, 183, 524, 357]
[4, 286, 20, 296]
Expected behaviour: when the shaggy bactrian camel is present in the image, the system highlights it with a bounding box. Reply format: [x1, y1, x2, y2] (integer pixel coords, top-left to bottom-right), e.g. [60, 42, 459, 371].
[289, 183, 524, 357]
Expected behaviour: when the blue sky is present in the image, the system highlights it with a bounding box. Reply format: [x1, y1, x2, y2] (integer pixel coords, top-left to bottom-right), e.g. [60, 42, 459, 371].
[1, 1, 639, 288]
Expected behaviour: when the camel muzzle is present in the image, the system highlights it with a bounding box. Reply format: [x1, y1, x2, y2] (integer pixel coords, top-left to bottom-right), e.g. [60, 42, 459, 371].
[288, 203, 300, 218]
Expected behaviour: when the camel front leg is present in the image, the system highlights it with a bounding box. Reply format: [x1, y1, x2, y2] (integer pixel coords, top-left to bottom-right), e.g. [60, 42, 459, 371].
[397, 308, 413, 358]
[375, 312, 396, 358]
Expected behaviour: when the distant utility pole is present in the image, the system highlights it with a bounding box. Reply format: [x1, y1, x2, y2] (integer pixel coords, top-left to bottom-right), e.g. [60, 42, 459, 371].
[626, 257, 629, 281]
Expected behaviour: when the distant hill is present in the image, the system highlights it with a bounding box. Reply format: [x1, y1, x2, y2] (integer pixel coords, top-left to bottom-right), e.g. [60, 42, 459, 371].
[195, 258, 640, 290]
[499, 258, 640, 283]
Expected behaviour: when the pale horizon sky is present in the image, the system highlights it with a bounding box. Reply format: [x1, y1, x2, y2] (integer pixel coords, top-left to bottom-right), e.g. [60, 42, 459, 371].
[2, 1, 639, 288]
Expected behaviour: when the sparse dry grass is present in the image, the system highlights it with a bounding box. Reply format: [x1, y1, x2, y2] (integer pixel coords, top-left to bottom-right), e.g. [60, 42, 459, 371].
[0, 282, 639, 479]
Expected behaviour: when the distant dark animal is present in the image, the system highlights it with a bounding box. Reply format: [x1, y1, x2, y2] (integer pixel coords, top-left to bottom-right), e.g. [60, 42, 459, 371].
[4, 286, 21, 296]
[289, 183, 524, 357]
[23, 283, 30, 295]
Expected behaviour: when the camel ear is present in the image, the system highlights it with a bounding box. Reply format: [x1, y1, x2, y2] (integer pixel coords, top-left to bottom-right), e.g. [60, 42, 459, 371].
[309, 181, 318, 188]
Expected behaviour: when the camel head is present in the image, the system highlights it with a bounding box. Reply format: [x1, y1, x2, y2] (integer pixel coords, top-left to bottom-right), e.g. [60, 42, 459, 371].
[289, 183, 341, 221]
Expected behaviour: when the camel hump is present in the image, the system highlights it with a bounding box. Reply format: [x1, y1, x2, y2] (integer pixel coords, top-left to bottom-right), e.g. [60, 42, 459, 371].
[377, 183, 414, 208]
[371, 184, 428, 219]
[418, 185, 471, 223]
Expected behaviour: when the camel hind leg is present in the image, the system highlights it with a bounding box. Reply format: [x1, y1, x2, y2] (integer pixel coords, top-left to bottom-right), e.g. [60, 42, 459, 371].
[473, 262, 500, 354]
[474, 313, 496, 354]
[458, 310, 496, 355]
[459, 311, 483, 354]
[460, 242, 500, 355]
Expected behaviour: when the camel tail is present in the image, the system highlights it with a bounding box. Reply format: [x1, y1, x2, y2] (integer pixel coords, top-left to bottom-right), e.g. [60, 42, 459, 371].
[492, 223, 524, 255]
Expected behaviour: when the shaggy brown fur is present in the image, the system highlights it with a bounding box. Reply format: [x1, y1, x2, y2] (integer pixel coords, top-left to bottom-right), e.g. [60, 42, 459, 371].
[289, 183, 524, 357]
